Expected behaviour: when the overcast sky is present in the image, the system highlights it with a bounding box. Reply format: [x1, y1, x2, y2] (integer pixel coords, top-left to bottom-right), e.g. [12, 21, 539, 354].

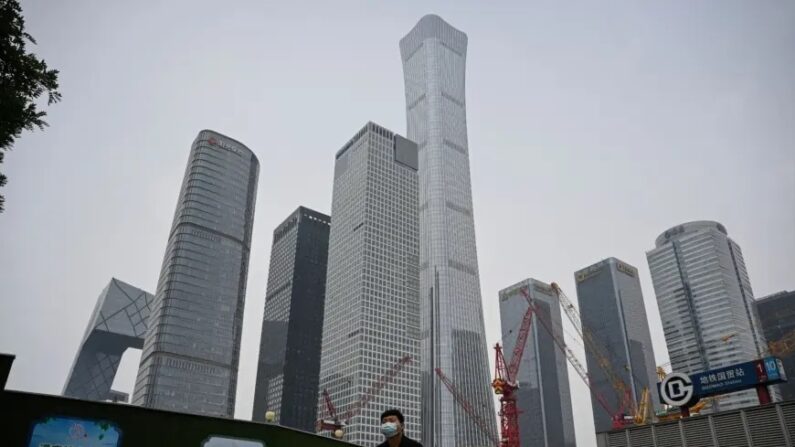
[1, 1, 793, 446]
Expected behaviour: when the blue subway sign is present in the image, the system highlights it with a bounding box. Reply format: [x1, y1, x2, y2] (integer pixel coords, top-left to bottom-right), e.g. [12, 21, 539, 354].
[658, 357, 787, 406]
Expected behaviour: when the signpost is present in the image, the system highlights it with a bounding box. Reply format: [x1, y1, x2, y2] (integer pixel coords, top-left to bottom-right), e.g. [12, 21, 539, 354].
[658, 357, 787, 416]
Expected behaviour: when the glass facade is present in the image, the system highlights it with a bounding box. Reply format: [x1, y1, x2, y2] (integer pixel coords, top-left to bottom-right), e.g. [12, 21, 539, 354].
[755, 291, 795, 401]
[574, 258, 660, 433]
[498, 279, 576, 447]
[133, 130, 259, 417]
[252, 207, 330, 432]
[316, 122, 421, 446]
[63, 278, 153, 402]
[400, 15, 497, 447]
[646, 221, 771, 412]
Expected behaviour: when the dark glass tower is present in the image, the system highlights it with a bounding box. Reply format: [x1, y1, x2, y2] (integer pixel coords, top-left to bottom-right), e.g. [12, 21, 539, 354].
[575, 258, 659, 433]
[755, 291, 795, 401]
[252, 207, 330, 431]
[133, 130, 259, 417]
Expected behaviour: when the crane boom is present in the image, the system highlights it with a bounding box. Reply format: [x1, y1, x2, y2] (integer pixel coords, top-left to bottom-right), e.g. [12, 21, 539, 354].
[343, 355, 412, 421]
[520, 288, 614, 417]
[318, 355, 412, 437]
[550, 282, 635, 416]
[506, 300, 535, 383]
[436, 367, 500, 447]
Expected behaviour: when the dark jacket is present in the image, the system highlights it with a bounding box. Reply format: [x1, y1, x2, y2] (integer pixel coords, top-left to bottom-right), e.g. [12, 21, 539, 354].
[376, 435, 423, 447]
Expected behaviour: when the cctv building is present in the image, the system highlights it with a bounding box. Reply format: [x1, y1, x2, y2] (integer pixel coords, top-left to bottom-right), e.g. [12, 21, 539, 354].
[646, 221, 770, 412]
[575, 258, 660, 432]
[63, 278, 153, 402]
[133, 130, 259, 417]
[498, 279, 576, 447]
[400, 15, 498, 446]
[252, 207, 330, 430]
[316, 122, 421, 445]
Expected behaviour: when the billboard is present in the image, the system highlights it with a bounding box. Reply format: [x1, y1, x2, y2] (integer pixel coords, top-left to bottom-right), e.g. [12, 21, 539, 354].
[658, 357, 787, 406]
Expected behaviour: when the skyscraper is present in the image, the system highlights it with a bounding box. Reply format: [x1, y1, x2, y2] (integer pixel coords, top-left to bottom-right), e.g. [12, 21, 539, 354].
[252, 206, 330, 430]
[133, 130, 259, 417]
[755, 291, 795, 400]
[400, 15, 497, 446]
[498, 279, 576, 447]
[574, 258, 660, 432]
[64, 278, 153, 402]
[316, 122, 421, 445]
[646, 221, 767, 411]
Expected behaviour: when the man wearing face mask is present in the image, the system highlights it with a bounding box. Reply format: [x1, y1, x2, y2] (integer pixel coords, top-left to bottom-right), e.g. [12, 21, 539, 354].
[378, 409, 422, 447]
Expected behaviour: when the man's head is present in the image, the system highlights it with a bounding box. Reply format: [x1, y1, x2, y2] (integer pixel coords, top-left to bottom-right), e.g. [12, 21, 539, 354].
[380, 409, 404, 439]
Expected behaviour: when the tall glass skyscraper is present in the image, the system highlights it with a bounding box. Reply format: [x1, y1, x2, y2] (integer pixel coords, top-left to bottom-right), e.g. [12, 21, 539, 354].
[575, 258, 659, 432]
[646, 221, 769, 412]
[133, 130, 259, 417]
[499, 279, 576, 447]
[252, 207, 330, 430]
[316, 122, 421, 446]
[400, 15, 497, 447]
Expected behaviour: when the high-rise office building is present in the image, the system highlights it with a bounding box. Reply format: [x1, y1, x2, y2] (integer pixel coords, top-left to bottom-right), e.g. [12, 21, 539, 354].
[575, 258, 660, 432]
[646, 221, 768, 411]
[498, 279, 576, 447]
[316, 122, 421, 445]
[133, 130, 259, 417]
[64, 278, 153, 402]
[252, 207, 330, 430]
[755, 291, 795, 401]
[400, 15, 497, 446]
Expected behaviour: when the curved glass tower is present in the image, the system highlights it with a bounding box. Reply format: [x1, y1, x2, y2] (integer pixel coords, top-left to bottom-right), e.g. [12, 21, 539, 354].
[646, 221, 770, 412]
[133, 130, 259, 417]
[400, 15, 498, 446]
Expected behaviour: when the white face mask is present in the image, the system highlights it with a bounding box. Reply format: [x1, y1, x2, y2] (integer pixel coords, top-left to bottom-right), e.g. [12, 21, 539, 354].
[381, 421, 400, 438]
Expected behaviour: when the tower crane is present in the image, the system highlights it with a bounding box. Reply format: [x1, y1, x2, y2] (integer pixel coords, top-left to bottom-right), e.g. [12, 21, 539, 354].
[491, 285, 537, 447]
[435, 367, 501, 447]
[518, 287, 617, 422]
[550, 282, 641, 427]
[318, 355, 412, 439]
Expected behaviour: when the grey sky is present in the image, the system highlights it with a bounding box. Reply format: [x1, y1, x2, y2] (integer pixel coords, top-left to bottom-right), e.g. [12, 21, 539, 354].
[1, 1, 793, 446]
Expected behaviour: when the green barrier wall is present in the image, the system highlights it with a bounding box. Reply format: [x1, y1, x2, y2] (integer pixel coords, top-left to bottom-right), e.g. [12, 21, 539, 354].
[2, 390, 358, 447]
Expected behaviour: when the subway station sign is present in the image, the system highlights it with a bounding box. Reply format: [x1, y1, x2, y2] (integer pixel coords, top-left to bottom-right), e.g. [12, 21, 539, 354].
[658, 357, 787, 406]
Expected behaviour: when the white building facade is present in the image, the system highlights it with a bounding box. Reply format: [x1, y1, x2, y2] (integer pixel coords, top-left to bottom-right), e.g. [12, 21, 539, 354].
[400, 15, 498, 446]
[646, 221, 770, 411]
[316, 122, 421, 445]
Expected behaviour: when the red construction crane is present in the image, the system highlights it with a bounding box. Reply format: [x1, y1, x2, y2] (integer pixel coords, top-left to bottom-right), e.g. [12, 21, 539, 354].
[435, 367, 501, 447]
[491, 286, 536, 447]
[318, 355, 412, 438]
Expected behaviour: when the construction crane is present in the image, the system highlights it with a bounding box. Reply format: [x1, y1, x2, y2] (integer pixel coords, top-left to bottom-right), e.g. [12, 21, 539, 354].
[550, 282, 640, 427]
[518, 287, 617, 423]
[318, 355, 412, 439]
[435, 367, 501, 447]
[769, 328, 795, 357]
[491, 286, 536, 447]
